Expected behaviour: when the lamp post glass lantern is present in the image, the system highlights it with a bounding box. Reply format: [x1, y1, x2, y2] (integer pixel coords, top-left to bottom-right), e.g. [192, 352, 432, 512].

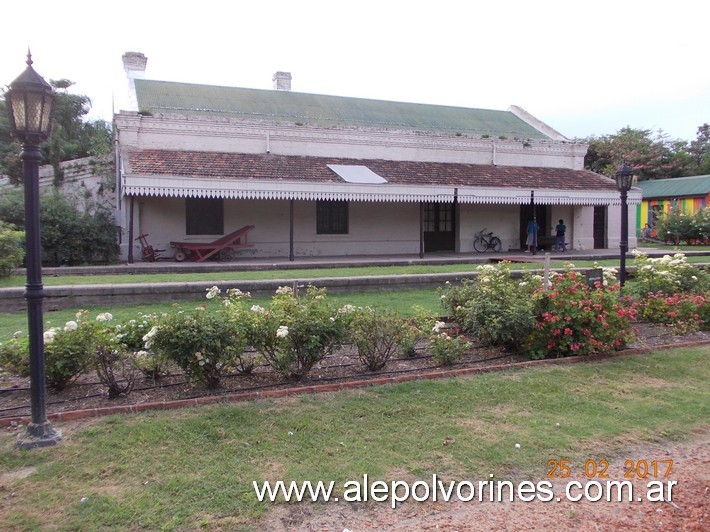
[5, 52, 62, 448]
[614, 162, 634, 287]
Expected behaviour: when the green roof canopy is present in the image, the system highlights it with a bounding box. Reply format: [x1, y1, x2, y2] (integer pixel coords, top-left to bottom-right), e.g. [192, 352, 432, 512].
[134, 79, 550, 139]
[637, 175, 710, 199]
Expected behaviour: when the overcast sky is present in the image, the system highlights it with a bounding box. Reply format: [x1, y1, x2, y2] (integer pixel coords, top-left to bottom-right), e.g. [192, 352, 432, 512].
[2, 0, 708, 141]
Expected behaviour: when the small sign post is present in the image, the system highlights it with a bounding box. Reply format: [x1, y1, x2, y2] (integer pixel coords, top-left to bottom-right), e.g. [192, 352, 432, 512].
[586, 268, 603, 288]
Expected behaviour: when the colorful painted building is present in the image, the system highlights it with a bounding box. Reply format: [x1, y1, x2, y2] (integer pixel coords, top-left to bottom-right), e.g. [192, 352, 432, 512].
[636, 175, 710, 232]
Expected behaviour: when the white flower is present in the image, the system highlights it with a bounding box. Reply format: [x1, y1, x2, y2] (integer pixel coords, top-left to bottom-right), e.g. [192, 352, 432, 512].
[135, 350, 149, 359]
[276, 325, 289, 338]
[250, 305, 265, 313]
[43, 327, 60, 344]
[223, 299, 233, 307]
[275, 286, 293, 296]
[142, 326, 159, 349]
[76, 311, 84, 320]
[432, 321, 446, 333]
[338, 304, 356, 314]
[205, 286, 221, 299]
[227, 288, 249, 299]
[13, 331, 23, 338]
[96, 313, 113, 322]
[64, 321, 78, 332]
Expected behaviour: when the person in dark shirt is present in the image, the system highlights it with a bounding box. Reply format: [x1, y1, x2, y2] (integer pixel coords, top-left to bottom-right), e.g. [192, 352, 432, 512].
[555, 219, 567, 251]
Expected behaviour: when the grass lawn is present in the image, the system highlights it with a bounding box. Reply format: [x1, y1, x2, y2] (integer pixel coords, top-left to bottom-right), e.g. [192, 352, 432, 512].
[0, 255, 708, 289]
[2, 263, 533, 288]
[0, 346, 707, 529]
[0, 289, 445, 342]
[637, 242, 710, 252]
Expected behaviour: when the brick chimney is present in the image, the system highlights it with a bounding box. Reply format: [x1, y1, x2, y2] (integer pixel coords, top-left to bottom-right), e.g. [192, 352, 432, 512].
[122, 52, 147, 112]
[122, 52, 147, 78]
[272, 71, 292, 91]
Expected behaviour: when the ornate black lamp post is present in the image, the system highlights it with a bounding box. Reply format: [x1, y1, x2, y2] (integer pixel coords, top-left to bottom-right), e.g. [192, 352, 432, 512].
[5, 52, 62, 449]
[614, 162, 635, 287]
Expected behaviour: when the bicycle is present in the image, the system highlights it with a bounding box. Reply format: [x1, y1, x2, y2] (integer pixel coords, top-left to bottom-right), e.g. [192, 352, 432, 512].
[473, 228, 502, 252]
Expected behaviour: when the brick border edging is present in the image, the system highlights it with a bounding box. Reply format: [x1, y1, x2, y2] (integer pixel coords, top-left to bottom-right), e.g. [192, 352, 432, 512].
[2, 340, 708, 428]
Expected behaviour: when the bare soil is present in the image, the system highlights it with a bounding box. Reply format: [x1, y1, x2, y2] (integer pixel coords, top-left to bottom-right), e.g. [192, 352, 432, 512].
[259, 433, 709, 531]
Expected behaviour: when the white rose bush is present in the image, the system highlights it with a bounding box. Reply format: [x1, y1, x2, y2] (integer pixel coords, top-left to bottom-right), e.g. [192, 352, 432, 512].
[244, 285, 349, 380]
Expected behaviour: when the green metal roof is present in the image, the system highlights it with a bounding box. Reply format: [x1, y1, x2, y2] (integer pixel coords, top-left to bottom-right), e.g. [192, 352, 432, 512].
[134, 79, 550, 139]
[636, 175, 710, 199]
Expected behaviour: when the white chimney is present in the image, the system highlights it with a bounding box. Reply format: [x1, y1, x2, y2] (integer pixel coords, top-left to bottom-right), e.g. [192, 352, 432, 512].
[122, 52, 148, 112]
[273, 71, 292, 91]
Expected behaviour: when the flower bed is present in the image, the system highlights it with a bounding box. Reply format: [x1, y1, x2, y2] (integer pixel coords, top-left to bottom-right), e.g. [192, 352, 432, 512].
[1, 252, 708, 422]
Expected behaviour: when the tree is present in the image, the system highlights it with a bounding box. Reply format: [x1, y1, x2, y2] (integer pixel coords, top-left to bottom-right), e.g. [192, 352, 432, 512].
[688, 123, 710, 175]
[0, 188, 118, 266]
[0, 99, 23, 182]
[0, 80, 112, 185]
[584, 127, 694, 180]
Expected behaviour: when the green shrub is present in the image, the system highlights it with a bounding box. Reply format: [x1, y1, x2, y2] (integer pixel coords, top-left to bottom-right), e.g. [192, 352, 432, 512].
[428, 326, 471, 366]
[0, 221, 24, 278]
[440, 262, 541, 351]
[348, 307, 409, 371]
[43, 311, 98, 390]
[0, 333, 30, 377]
[0, 189, 118, 266]
[631, 250, 710, 296]
[439, 279, 476, 327]
[654, 206, 709, 244]
[150, 303, 248, 388]
[397, 305, 433, 357]
[93, 335, 138, 399]
[526, 270, 637, 359]
[114, 314, 171, 379]
[634, 291, 710, 334]
[247, 285, 347, 380]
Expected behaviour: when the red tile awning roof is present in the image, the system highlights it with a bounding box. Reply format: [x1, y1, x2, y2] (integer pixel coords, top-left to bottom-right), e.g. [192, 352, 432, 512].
[124, 149, 637, 206]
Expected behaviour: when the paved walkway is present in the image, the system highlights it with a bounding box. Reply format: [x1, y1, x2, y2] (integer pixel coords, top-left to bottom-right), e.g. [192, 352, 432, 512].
[35, 246, 706, 276]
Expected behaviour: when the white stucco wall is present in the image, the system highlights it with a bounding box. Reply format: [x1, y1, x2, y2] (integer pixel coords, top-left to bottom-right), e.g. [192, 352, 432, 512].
[124, 194, 639, 261]
[457, 204, 522, 252]
[115, 113, 588, 170]
[572, 207, 595, 251]
[128, 198, 423, 260]
[548, 206, 575, 243]
[607, 202, 639, 250]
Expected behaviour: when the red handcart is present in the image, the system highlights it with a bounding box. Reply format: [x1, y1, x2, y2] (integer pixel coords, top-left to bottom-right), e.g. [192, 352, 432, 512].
[170, 225, 255, 262]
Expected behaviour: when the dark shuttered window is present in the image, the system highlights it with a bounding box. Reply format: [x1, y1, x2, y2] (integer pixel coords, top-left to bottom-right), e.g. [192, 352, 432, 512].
[316, 200, 348, 234]
[186, 198, 224, 235]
